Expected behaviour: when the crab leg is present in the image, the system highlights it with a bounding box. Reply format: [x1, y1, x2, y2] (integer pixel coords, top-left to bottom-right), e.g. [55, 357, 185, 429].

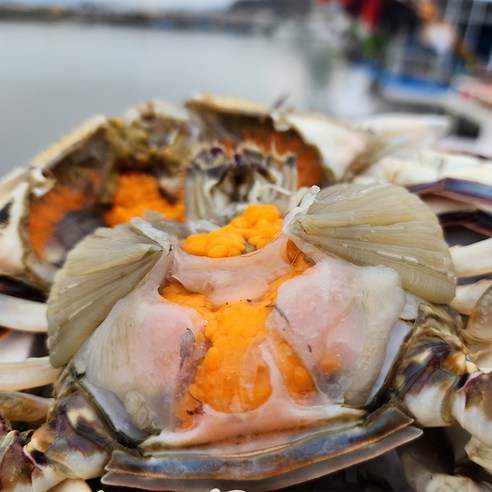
[0, 294, 47, 333]
[49, 479, 93, 492]
[0, 330, 36, 362]
[0, 413, 37, 491]
[440, 210, 492, 237]
[410, 179, 492, 212]
[450, 238, 492, 279]
[0, 413, 70, 492]
[0, 412, 82, 492]
[0, 390, 54, 423]
[448, 237, 492, 316]
[450, 372, 492, 475]
[356, 150, 492, 187]
[395, 303, 492, 475]
[400, 434, 492, 492]
[461, 285, 492, 372]
[0, 389, 115, 492]
[0, 357, 60, 391]
[452, 280, 492, 315]
[354, 149, 492, 236]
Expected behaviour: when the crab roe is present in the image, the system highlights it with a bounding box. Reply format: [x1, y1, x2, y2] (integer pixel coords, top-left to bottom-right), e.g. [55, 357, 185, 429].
[28, 188, 87, 257]
[161, 204, 317, 426]
[182, 203, 284, 257]
[104, 173, 185, 226]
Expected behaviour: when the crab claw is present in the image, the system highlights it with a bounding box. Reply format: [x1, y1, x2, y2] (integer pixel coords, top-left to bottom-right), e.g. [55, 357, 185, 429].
[450, 372, 492, 475]
[394, 303, 492, 475]
[0, 414, 36, 491]
[24, 390, 113, 491]
[0, 390, 111, 492]
[0, 413, 72, 492]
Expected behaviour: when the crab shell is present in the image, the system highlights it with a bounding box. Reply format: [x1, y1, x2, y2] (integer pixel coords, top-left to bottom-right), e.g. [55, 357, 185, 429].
[186, 93, 412, 186]
[22, 181, 459, 491]
[0, 102, 190, 292]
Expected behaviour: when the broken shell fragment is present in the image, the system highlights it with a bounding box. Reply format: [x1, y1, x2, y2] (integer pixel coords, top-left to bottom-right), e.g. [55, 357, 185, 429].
[186, 93, 401, 187]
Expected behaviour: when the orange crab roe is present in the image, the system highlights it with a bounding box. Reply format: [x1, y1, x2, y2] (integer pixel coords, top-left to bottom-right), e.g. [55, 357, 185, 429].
[28, 188, 87, 257]
[181, 204, 283, 257]
[162, 224, 317, 424]
[104, 173, 185, 226]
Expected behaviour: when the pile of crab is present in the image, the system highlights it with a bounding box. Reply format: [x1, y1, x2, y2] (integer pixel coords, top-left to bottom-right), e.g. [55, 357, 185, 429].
[0, 94, 491, 492]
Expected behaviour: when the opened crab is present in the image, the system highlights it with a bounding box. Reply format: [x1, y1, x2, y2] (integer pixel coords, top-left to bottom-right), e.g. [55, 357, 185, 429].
[0, 94, 399, 359]
[0, 96, 492, 492]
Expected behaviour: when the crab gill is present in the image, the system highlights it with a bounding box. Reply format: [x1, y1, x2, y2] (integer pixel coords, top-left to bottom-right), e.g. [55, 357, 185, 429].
[104, 173, 185, 226]
[205, 113, 324, 187]
[240, 129, 323, 188]
[269, 131, 324, 188]
[161, 204, 319, 426]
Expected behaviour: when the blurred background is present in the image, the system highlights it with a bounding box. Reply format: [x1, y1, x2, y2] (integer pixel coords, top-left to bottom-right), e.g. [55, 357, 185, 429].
[0, 0, 491, 171]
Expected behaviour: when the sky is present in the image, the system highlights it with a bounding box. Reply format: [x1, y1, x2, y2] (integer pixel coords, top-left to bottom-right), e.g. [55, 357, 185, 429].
[4, 0, 235, 9]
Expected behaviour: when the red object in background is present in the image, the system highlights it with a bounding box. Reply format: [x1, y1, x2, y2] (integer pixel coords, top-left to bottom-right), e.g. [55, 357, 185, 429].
[361, 0, 381, 29]
[318, 0, 382, 30]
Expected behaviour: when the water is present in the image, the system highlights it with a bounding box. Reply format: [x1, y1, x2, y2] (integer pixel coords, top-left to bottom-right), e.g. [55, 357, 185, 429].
[0, 21, 380, 172]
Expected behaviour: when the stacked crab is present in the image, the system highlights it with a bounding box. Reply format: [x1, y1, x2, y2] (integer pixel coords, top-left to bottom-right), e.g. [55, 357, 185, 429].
[0, 95, 491, 492]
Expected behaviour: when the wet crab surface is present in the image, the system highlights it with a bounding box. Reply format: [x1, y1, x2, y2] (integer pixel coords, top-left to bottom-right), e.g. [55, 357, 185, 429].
[0, 96, 492, 492]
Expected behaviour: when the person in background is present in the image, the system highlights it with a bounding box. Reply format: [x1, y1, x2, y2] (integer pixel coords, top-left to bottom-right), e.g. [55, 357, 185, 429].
[335, 0, 480, 70]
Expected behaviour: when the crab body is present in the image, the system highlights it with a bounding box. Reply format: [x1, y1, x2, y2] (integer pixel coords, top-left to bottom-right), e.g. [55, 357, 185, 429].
[7, 178, 488, 491]
[1, 97, 491, 491]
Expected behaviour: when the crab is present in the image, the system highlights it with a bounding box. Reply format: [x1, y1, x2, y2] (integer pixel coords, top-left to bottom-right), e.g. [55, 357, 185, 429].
[0, 95, 418, 405]
[0, 94, 427, 295]
[2, 169, 492, 491]
[0, 97, 449, 306]
[1, 95, 491, 491]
